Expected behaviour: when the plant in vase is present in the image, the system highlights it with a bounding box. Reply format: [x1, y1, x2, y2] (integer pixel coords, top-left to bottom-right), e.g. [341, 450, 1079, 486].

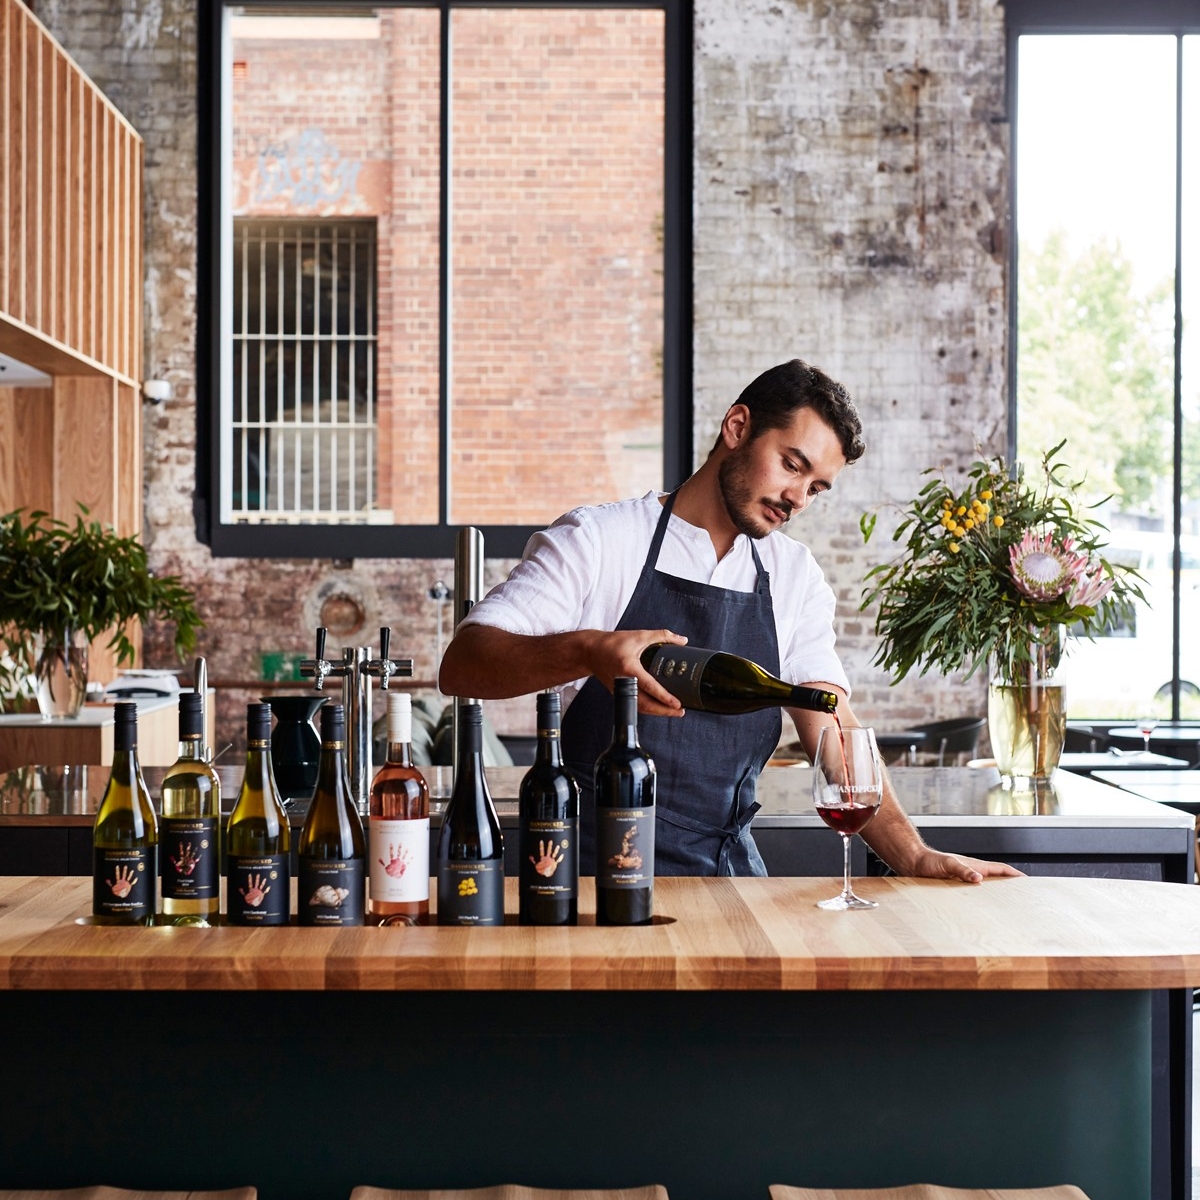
[0, 507, 202, 718]
[860, 443, 1140, 783]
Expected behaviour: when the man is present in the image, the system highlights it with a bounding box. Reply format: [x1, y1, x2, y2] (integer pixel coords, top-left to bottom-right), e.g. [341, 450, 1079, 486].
[440, 359, 1018, 882]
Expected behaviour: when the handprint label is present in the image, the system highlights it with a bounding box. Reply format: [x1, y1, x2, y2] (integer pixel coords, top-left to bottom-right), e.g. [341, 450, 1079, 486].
[92, 847, 157, 921]
[519, 818, 578, 899]
[227, 853, 290, 925]
[160, 816, 219, 900]
[368, 816, 430, 903]
[436, 860, 503, 926]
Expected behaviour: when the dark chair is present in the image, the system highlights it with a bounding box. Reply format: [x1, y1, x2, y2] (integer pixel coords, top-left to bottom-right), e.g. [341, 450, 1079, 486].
[900, 716, 986, 766]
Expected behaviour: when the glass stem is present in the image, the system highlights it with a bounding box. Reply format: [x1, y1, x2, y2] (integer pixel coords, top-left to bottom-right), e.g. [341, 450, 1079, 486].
[841, 833, 852, 897]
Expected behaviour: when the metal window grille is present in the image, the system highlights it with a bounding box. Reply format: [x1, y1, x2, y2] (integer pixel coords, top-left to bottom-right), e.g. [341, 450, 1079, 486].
[229, 218, 382, 524]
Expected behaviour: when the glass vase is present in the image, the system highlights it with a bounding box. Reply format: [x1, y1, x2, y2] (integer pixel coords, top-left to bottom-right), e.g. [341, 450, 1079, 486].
[987, 627, 1066, 786]
[33, 629, 89, 720]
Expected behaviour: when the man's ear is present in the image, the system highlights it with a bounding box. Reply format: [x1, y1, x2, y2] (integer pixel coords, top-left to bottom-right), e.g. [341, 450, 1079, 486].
[721, 403, 752, 449]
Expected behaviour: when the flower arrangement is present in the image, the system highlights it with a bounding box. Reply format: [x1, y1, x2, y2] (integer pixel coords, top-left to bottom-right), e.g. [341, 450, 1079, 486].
[859, 443, 1140, 685]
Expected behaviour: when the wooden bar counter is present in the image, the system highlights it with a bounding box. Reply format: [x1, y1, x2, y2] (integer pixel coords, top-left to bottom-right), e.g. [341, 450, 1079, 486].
[0, 875, 1197, 1200]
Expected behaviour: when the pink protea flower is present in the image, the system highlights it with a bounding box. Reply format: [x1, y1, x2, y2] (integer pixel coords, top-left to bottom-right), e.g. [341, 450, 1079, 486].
[1008, 529, 1088, 601]
[1067, 559, 1115, 609]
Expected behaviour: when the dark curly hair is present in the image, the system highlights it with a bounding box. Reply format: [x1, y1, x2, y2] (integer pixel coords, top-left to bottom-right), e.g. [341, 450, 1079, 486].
[719, 359, 865, 464]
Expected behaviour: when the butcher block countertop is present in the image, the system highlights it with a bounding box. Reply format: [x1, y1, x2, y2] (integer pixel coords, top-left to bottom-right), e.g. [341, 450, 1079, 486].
[2, 874, 1200, 992]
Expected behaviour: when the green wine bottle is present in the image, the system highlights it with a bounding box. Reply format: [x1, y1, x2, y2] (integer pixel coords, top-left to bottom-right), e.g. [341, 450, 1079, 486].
[227, 702, 292, 926]
[640, 643, 839, 715]
[159, 692, 222, 926]
[298, 703, 365, 926]
[92, 702, 158, 925]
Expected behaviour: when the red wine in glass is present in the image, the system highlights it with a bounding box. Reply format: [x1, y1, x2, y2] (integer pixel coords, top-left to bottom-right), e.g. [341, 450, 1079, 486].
[812, 726, 883, 911]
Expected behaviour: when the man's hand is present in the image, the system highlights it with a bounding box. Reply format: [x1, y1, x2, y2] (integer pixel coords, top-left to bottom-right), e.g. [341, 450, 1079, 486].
[583, 628, 688, 717]
[908, 849, 1025, 884]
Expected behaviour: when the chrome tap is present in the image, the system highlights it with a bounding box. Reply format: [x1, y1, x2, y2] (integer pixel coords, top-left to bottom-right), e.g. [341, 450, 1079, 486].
[364, 627, 413, 693]
[300, 625, 412, 812]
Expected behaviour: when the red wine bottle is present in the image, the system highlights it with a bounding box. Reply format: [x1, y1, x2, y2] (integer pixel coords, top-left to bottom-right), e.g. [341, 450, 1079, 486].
[436, 702, 504, 926]
[640, 643, 838, 714]
[518, 691, 579, 926]
[594, 677, 655, 926]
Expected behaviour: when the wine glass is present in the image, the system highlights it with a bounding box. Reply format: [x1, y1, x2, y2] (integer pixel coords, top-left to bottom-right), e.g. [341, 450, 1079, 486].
[812, 725, 883, 910]
[1137, 716, 1159, 755]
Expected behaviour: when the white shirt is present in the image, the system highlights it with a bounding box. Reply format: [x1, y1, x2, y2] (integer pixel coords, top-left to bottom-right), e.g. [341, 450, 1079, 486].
[462, 491, 851, 710]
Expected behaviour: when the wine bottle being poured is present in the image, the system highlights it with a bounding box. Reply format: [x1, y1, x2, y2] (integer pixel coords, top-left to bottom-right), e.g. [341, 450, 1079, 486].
[640, 643, 839, 715]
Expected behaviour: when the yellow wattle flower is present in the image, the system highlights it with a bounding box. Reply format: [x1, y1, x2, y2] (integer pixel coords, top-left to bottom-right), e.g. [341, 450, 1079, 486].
[993, 515, 1004, 527]
[948, 542, 961, 553]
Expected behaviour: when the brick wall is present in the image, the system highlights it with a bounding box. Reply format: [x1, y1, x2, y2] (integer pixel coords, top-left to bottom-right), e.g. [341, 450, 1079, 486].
[28, 0, 1007, 748]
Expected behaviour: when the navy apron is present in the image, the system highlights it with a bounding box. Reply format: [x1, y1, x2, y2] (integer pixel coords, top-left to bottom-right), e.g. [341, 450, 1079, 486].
[561, 491, 782, 877]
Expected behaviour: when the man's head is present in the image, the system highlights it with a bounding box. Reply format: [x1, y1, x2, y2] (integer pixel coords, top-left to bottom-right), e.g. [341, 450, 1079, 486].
[712, 359, 865, 464]
[709, 360, 863, 540]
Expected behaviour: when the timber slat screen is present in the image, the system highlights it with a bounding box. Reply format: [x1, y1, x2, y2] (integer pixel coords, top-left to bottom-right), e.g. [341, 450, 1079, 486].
[0, 0, 142, 383]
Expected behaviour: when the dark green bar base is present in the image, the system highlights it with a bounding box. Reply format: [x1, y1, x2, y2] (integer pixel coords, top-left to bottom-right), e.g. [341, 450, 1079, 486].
[0, 988, 1150, 1200]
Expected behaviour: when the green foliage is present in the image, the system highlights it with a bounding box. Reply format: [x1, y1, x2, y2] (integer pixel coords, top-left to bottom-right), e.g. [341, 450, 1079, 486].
[861, 446, 1141, 685]
[0, 508, 202, 703]
[1017, 231, 1175, 510]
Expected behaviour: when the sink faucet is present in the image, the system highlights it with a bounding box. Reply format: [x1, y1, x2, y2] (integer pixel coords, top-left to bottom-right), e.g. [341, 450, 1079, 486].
[301, 626, 413, 810]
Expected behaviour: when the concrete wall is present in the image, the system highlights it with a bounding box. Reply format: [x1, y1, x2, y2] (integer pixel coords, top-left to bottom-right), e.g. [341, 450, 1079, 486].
[28, 0, 1007, 747]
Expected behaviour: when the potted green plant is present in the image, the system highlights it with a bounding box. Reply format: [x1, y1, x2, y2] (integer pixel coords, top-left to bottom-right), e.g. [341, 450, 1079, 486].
[0, 507, 202, 718]
[860, 444, 1141, 783]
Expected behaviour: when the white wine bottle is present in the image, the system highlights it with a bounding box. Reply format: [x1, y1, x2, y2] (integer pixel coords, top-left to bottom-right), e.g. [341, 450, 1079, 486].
[436, 701, 504, 926]
[640, 643, 839, 715]
[595, 676, 655, 927]
[298, 703, 365, 926]
[226, 702, 291, 926]
[518, 690, 579, 926]
[368, 692, 430, 925]
[159, 691, 222, 926]
[92, 701, 158, 925]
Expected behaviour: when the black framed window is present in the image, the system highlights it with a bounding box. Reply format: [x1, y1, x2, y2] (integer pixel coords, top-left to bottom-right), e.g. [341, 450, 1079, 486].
[1007, 0, 1200, 719]
[197, 1, 693, 558]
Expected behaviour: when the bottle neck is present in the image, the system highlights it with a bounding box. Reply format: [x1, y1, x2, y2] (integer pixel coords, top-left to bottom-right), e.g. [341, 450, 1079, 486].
[243, 743, 272, 787]
[316, 739, 349, 795]
[109, 747, 138, 786]
[535, 728, 564, 766]
[611, 694, 638, 747]
[176, 736, 204, 762]
[386, 739, 415, 768]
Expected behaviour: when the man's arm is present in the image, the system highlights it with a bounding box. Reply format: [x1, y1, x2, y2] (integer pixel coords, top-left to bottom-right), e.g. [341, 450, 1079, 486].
[438, 623, 688, 717]
[787, 697, 1022, 883]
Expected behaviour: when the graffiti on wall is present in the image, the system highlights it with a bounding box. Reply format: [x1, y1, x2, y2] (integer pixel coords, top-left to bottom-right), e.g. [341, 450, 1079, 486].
[252, 128, 364, 210]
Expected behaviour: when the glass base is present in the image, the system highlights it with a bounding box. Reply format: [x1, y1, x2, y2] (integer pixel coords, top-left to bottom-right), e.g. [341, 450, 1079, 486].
[817, 891, 878, 911]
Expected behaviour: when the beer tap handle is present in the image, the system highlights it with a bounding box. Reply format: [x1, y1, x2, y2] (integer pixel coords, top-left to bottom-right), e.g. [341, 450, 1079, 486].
[300, 626, 332, 691]
[379, 627, 391, 689]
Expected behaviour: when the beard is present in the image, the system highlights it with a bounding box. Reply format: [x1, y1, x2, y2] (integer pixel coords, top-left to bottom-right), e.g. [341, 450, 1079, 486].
[717, 447, 793, 540]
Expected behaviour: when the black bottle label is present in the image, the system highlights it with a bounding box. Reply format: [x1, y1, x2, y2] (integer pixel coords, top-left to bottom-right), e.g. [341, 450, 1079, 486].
[519, 818, 578, 898]
[160, 816, 220, 900]
[596, 809, 655, 887]
[227, 853, 290, 925]
[437, 859, 504, 925]
[298, 859, 365, 926]
[643, 645, 714, 705]
[93, 846, 157, 921]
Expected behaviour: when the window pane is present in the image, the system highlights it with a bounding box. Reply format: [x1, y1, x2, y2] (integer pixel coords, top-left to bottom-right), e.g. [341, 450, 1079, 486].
[229, 10, 440, 524]
[1182, 36, 1200, 714]
[448, 9, 666, 526]
[1016, 35, 1178, 717]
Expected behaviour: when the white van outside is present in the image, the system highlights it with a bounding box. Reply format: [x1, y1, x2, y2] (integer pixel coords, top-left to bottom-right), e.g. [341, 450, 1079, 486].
[1057, 532, 1200, 717]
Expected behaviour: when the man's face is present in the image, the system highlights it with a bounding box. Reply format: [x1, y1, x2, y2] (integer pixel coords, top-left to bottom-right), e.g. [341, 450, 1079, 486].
[717, 407, 847, 540]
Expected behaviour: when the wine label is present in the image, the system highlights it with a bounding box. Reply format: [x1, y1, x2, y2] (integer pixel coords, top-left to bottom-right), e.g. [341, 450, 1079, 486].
[596, 809, 655, 888]
[519, 818, 578, 898]
[643, 645, 715, 707]
[299, 859, 365, 926]
[160, 816, 220, 900]
[437, 859, 504, 925]
[369, 816, 430, 903]
[93, 846, 157, 922]
[227, 853, 290, 925]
